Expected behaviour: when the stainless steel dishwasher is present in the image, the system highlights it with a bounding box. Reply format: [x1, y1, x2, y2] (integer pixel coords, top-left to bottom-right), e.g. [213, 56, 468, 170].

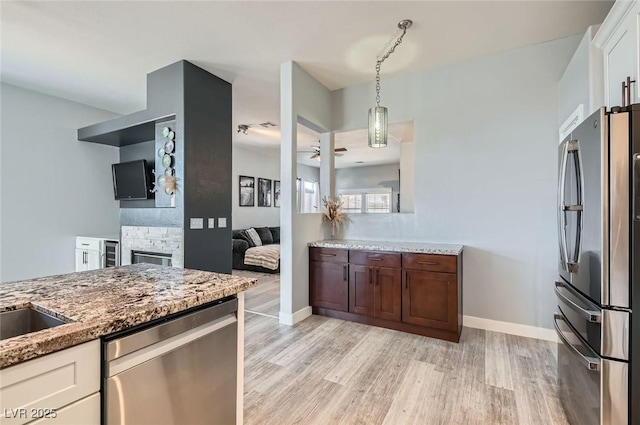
[103, 297, 237, 425]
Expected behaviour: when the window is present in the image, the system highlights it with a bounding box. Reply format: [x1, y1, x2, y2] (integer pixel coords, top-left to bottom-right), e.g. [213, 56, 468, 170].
[365, 193, 391, 213]
[340, 194, 362, 214]
[297, 178, 320, 213]
[338, 188, 392, 214]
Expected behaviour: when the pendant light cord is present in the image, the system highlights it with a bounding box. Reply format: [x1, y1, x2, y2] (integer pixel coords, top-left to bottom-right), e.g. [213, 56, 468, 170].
[375, 23, 410, 108]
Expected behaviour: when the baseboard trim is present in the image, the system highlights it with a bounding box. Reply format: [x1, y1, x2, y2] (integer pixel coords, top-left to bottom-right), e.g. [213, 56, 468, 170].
[279, 306, 312, 326]
[463, 315, 558, 342]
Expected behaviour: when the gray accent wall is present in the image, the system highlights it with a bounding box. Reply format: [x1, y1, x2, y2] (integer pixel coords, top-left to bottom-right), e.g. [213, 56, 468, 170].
[329, 35, 582, 330]
[0, 83, 119, 282]
[115, 61, 232, 273]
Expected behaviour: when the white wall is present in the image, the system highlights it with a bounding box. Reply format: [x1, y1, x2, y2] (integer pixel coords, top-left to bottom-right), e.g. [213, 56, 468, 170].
[558, 26, 603, 124]
[280, 61, 332, 324]
[330, 35, 582, 329]
[297, 163, 320, 182]
[232, 144, 280, 230]
[1, 83, 120, 282]
[400, 142, 415, 212]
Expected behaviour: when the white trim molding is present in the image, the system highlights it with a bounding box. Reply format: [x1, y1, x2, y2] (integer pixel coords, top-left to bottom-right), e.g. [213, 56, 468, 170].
[464, 315, 558, 342]
[592, 0, 637, 48]
[279, 306, 312, 326]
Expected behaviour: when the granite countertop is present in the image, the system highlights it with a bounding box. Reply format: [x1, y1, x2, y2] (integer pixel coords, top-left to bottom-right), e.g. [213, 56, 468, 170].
[0, 264, 258, 369]
[308, 239, 464, 255]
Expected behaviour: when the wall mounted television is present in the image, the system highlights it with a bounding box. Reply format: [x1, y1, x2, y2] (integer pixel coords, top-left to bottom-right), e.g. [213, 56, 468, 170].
[112, 159, 152, 200]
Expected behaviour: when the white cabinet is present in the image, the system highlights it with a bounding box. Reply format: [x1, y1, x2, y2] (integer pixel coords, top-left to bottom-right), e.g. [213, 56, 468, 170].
[75, 236, 119, 272]
[594, 0, 640, 107]
[0, 341, 100, 425]
[29, 394, 99, 425]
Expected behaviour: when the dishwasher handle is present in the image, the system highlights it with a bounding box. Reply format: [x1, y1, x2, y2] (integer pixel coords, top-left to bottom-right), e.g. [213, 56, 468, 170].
[106, 298, 238, 362]
[107, 313, 237, 377]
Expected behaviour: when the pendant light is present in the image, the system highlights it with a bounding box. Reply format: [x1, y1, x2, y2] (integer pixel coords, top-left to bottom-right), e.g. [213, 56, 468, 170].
[368, 19, 412, 148]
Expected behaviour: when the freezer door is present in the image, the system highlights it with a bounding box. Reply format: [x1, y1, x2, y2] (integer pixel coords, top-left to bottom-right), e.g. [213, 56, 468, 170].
[558, 108, 608, 306]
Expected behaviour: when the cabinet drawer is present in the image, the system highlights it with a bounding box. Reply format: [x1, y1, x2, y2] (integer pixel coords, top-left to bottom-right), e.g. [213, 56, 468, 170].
[310, 247, 348, 263]
[75, 237, 101, 251]
[0, 341, 100, 425]
[349, 250, 401, 268]
[402, 253, 457, 273]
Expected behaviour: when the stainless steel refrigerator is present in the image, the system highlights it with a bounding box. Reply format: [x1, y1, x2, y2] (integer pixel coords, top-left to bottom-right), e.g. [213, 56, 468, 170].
[554, 104, 639, 425]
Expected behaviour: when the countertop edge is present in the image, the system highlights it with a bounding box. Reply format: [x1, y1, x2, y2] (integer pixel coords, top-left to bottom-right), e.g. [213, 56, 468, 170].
[308, 240, 464, 255]
[0, 281, 256, 370]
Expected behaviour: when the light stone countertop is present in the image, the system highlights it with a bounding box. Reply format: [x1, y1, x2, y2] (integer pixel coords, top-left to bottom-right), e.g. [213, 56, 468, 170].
[308, 240, 464, 255]
[0, 264, 257, 369]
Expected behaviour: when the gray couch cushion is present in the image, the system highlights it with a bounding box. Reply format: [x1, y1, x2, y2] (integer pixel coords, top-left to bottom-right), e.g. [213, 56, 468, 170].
[269, 226, 280, 244]
[255, 227, 273, 245]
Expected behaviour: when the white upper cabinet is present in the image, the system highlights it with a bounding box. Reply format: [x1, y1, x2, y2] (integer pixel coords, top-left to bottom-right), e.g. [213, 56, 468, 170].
[594, 0, 640, 107]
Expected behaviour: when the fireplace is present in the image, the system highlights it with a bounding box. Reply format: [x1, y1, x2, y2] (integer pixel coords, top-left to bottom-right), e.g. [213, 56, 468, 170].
[121, 226, 183, 268]
[132, 250, 172, 267]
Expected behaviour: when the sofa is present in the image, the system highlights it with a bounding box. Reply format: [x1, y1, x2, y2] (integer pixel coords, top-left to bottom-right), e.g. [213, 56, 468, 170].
[232, 226, 280, 273]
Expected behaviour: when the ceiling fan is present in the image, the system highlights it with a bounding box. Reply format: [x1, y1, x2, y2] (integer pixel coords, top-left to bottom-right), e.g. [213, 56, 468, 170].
[300, 145, 347, 160]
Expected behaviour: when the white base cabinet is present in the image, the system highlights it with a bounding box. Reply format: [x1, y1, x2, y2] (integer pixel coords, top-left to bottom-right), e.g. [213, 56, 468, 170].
[0, 341, 100, 425]
[75, 236, 119, 272]
[29, 394, 99, 425]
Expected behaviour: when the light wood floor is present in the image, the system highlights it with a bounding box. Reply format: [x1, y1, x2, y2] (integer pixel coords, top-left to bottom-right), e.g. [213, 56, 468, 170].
[235, 271, 568, 425]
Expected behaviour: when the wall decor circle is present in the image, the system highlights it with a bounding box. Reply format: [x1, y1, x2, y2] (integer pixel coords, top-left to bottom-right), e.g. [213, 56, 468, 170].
[157, 147, 165, 158]
[162, 127, 171, 137]
[164, 167, 174, 176]
[162, 153, 172, 168]
[164, 140, 175, 154]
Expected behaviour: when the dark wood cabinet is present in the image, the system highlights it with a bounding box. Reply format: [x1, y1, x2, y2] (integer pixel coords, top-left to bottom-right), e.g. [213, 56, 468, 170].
[310, 246, 462, 342]
[349, 265, 374, 316]
[402, 270, 457, 331]
[309, 259, 348, 312]
[375, 267, 401, 321]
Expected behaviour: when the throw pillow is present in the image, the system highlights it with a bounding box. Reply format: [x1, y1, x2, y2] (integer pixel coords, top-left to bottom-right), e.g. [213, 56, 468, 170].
[246, 228, 262, 247]
[235, 230, 255, 247]
[269, 226, 281, 244]
[255, 227, 273, 245]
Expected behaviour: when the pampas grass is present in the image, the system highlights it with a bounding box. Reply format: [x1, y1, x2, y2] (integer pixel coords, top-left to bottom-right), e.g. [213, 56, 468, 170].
[322, 196, 348, 237]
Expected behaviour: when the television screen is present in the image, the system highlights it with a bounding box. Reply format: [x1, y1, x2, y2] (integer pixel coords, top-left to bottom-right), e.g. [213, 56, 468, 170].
[112, 160, 150, 200]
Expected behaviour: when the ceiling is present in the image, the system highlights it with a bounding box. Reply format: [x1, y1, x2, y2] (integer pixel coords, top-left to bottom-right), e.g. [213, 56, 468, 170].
[1, 1, 613, 148]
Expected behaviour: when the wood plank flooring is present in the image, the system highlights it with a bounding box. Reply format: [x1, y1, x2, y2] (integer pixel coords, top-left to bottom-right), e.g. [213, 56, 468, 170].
[236, 270, 568, 425]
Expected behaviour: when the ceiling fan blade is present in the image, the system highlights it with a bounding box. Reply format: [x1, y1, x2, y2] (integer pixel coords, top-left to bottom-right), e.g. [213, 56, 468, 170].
[334, 147, 347, 152]
[310, 153, 319, 159]
[335, 153, 344, 157]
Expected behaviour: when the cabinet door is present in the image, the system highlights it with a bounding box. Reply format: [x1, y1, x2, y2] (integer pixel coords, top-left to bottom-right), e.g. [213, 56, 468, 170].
[86, 250, 101, 271]
[402, 270, 457, 331]
[349, 265, 375, 316]
[374, 267, 401, 321]
[603, 5, 639, 106]
[75, 249, 88, 272]
[29, 393, 99, 425]
[310, 260, 348, 311]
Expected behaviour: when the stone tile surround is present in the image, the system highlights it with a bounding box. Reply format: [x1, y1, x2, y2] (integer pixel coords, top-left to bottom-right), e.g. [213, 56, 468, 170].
[121, 226, 184, 267]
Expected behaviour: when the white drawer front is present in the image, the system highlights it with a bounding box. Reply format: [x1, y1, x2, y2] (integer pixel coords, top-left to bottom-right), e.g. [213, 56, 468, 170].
[75, 237, 101, 251]
[29, 393, 99, 425]
[0, 341, 100, 425]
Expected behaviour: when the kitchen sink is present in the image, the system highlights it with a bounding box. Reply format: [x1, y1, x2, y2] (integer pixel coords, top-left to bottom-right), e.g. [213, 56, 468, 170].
[0, 307, 68, 340]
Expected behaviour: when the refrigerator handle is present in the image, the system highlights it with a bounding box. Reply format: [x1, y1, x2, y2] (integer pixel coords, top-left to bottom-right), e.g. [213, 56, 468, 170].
[558, 141, 570, 272]
[634, 154, 640, 221]
[571, 143, 584, 269]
